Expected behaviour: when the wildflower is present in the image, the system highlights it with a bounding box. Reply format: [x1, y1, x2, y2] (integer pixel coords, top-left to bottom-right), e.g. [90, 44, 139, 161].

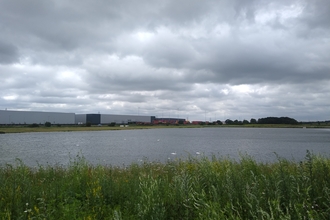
[34, 205, 40, 214]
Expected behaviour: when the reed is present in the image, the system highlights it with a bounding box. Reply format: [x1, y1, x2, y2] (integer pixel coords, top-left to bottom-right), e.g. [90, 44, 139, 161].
[1, 151, 330, 219]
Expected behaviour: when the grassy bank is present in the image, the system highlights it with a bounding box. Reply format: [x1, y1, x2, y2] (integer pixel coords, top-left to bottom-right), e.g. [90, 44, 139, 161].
[0, 125, 137, 133]
[1, 123, 329, 134]
[1, 152, 330, 219]
[0, 124, 207, 134]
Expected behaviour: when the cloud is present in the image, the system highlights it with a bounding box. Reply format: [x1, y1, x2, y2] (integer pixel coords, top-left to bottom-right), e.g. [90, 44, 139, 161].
[0, 0, 329, 121]
[0, 41, 19, 64]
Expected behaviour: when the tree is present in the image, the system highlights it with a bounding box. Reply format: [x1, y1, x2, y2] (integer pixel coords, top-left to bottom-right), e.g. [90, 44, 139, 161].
[243, 120, 249, 124]
[86, 121, 92, 127]
[225, 119, 234, 125]
[250, 118, 257, 124]
[45, 121, 51, 127]
[233, 120, 243, 125]
[257, 117, 298, 125]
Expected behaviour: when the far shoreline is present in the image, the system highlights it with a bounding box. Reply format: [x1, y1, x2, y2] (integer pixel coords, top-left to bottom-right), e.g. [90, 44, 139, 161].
[0, 123, 329, 134]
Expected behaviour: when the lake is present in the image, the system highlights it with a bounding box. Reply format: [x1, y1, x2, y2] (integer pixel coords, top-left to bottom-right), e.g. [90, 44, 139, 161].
[1, 127, 330, 167]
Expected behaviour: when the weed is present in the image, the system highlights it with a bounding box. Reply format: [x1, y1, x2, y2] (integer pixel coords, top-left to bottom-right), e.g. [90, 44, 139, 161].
[0, 152, 330, 219]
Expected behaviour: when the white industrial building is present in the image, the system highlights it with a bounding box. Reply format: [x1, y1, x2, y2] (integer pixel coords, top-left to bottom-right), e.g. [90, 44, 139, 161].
[75, 114, 155, 125]
[0, 110, 75, 125]
[0, 110, 155, 125]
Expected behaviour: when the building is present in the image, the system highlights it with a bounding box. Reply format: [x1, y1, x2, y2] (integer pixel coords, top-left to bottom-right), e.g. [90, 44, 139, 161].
[75, 114, 155, 125]
[153, 118, 186, 124]
[191, 121, 204, 125]
[0, 110, 75, 125]
[0, 110, 156, 125]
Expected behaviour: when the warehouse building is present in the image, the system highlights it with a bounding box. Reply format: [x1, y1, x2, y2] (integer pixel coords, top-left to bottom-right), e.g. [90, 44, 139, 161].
[0, 110, 156, 125]
[75, 114, 155, 125]
[0, 110, 75, 125]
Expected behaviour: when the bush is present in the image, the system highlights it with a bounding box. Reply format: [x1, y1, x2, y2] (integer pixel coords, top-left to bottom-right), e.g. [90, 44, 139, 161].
[216, 120, 223, 125]
[45, 122, 51, 127]
[28, 123, 39, 128]
[108, 122, 116, 127]
[86, 122, 92, 127]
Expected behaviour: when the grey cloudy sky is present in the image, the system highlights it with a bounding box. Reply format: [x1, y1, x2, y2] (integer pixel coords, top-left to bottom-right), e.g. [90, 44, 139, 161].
[0, 0, 329, 121]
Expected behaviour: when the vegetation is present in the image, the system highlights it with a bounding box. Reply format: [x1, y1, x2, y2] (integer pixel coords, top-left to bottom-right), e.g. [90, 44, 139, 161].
[1, 152, 330, 219]
[258, 117, 298, 125]
[27, 123, 40, 128]
[0, 122, 329, 134]
[44, 121, 52, 127]
[108, 122, 116, 127]
[225, 117, 299, 125]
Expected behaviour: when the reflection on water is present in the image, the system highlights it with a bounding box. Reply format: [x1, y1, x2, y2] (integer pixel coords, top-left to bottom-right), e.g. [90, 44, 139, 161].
[0, 128, 330, 167]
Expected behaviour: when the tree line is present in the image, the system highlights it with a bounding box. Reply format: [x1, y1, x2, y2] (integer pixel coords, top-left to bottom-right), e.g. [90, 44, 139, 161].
[225, 117, 298, 125]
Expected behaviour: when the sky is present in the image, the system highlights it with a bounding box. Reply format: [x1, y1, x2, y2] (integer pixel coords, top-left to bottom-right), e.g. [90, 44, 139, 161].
[0, 0, 329, 122]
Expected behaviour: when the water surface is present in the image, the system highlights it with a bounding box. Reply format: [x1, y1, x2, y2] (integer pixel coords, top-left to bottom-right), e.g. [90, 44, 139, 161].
[1, 127, 329, 166]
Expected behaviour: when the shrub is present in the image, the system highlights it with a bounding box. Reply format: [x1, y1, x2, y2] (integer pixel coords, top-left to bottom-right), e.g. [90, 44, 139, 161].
[28, 123, 39, 128]
[44, 122, 51, 127]
[108, 122, 116, 127]
[86, 121, 92, 127]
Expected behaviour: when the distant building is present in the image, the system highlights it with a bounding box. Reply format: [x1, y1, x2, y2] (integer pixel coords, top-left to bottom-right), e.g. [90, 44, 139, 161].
[0, 110, 75, 125]
[191, 121, 204, 125]
[0, 109, 204, 126]
[75, 114, 155, 125]
[153, 118, 186, 124]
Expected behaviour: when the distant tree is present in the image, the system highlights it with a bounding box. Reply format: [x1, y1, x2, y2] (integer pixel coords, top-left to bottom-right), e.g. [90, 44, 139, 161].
[250, 118, 257, 124]
[225, 119, 234, 125]
[243, 120, 249, 124]
[258, 117, 298, 125]
[233, 120, 243, 125]
[86, 121, 92, 127]
[216, 120, 223, 125]
[45, 122, 51, 127]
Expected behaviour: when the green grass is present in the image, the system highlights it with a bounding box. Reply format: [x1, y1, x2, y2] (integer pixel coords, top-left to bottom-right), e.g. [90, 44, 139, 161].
[0, 124, 203, 134]
[1, 123, 329, 134]
[1, 151, 330, 219]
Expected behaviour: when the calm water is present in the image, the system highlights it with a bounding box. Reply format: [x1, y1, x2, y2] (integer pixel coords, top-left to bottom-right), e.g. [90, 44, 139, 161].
[0, 127, 330, 167]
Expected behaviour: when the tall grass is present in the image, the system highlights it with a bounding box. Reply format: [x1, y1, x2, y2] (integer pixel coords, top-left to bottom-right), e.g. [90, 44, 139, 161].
[1, 151, 330, 219]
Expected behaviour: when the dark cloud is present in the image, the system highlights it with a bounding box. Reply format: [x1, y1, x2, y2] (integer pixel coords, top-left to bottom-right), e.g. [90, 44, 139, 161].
[0, 0, 329, 121]
[300, 0, 330, 29]
[0, 42, 19, 64]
